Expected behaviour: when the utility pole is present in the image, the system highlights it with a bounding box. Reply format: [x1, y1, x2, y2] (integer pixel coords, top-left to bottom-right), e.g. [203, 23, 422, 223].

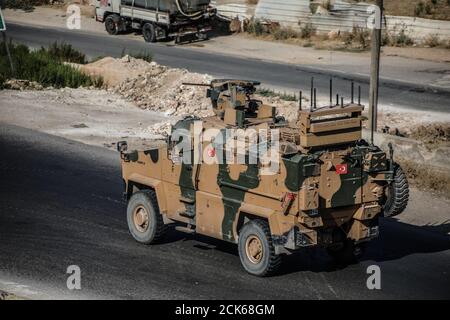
[0, 5, 14, 76]
[368, 0, 383, 144]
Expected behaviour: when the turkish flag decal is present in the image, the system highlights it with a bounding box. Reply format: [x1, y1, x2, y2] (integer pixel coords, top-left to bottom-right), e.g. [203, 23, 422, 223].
[207, 148, 216, 158]
[335, 164, 348, 175]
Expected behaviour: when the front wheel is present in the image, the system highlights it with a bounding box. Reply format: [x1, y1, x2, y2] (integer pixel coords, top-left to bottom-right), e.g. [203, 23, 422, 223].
[127, 190, 166, 244]
[105, 15, 120, 35]
[238, 220, 281, 277]
[142, 23, 157, 43]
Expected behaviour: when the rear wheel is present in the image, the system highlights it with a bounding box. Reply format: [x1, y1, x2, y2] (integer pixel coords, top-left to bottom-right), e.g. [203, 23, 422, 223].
[142, 23, 157, 43]
[127, 190, 166, 244]
[383, 163, 409, 217]
[105, 15, 120, 35]
[238, 220, 281, 277]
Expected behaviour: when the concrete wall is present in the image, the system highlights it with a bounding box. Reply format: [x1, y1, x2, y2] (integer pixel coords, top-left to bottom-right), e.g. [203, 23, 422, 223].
[214, 0, 450, 42]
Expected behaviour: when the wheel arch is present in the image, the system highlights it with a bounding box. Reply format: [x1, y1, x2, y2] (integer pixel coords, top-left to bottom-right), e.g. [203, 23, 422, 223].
[235, 204, 275, 238]
[126, 174, 167, 214]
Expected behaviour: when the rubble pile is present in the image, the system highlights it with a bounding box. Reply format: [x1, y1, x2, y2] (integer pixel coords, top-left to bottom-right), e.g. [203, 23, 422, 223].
[114, 67, 214, 118]
[145, 121, 173, 139]
[4, 79, 44, 91]
[84, 56, 214, 118]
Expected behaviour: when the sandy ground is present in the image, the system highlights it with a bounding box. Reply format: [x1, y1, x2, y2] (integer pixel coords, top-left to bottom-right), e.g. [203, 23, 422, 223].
[3, 6, 450, 91]
[0, 89, 168, 150]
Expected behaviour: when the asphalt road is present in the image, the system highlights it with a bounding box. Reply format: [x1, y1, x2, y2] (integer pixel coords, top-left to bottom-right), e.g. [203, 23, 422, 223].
[0, 123, 449, 299]
[6, 23, 450, 113]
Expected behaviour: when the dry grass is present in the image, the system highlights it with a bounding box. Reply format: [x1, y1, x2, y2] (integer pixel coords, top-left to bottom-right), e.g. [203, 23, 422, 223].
[352, 0, 450, 21]
[423, 34, 447, 47]
[408, 123, 450, 148]
[0, 290, 23, 300]
[244, 19, 373, 52]
[397, 158, 450, 195]
[246, 0, 259, 5]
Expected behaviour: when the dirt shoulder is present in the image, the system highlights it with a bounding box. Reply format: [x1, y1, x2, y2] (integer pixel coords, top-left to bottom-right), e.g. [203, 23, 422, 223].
[0, 88, 169, 150]
[4, 6, 450, 92]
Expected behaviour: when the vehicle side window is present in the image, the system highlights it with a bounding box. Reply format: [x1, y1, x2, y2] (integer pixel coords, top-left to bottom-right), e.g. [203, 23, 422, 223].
[145, 0, 158, 10]
[134, 0, 146, 8]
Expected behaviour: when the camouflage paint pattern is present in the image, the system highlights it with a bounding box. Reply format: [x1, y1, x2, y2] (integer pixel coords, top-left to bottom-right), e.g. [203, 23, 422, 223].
[119, 80, 394, 251]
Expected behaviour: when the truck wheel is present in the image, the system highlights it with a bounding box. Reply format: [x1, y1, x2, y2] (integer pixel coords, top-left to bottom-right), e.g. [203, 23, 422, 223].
[105, 15, 119, 35]
[238, 220, 281, 277]
[142, 23, 157, 43]
[127, 190, 166, 244]
[383, 163, 409, 218]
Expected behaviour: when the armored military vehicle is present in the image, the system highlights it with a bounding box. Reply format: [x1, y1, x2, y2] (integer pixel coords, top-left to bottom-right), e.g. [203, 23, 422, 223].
[95, 0, 216, 43]
[118, 79, 409, 276]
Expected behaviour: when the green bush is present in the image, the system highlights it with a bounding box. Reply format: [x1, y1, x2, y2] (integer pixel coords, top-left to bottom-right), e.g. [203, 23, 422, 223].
[342, 26, 370, 49]
[245, 19, 266, 36]
[272, 27, 299, 40]
[46, 42, 87, 64]
[121, 49, 153, 63]
[415, 1, 425, 16]
[0, 73, 6, 89]
[423, 34, 442, 47]
[0, 41, 103, 89]
[3, 0, 50, 11]
[257, 88, 298, 102]
[390, 29, 414, 46]
[300, 23, 316, 39]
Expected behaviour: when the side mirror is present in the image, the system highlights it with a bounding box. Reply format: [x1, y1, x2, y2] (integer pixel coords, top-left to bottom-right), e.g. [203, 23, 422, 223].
[117, 141, 128, 153]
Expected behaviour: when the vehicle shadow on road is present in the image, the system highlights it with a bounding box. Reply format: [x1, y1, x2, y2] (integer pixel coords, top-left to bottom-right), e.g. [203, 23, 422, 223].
[117, 21, 232, 47]
[161, 218, 450, 276]
[361, 218, 450, 263]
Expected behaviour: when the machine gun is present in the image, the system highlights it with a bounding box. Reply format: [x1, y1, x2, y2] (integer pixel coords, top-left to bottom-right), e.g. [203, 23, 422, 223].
[183, 79, 277, 127]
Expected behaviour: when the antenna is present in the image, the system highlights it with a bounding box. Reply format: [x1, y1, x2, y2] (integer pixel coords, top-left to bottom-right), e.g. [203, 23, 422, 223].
[299, 91, 302, 111]
[351, 81, 354, 104]
[329, 78, 333, 106]
[314, 88, 317, 109]
[358, 85, 361, 105]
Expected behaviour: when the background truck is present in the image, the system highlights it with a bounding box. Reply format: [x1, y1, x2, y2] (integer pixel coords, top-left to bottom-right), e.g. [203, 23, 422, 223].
[95, 0, 216, 43]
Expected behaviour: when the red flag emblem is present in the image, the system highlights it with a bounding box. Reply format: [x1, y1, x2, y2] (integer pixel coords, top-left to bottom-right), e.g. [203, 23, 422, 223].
[207, 148, 216, 158]
[335, 164, 348, 175]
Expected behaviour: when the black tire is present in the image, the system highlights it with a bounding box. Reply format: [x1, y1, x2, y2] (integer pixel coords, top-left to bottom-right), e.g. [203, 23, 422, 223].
[105, 15, 119, 35]
[238, 220, 281, 277]
[197, 32, 209, 41]
[127, 190, 166, 244]
[327, 239, 365, 265]
[142, 23, 157, 43]
[383, 163, 409, 218]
